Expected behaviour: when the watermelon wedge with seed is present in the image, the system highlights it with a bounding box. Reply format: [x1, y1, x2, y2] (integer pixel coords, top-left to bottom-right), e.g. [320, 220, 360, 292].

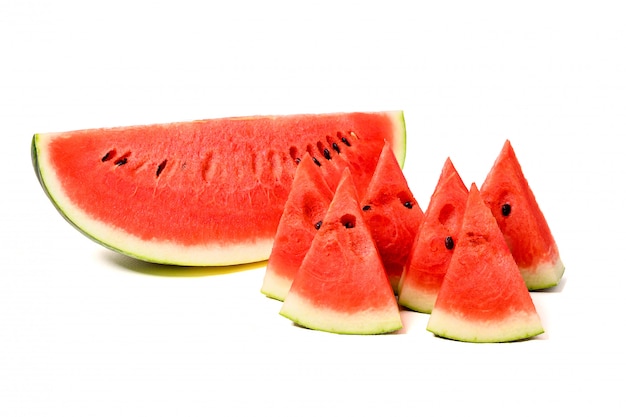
[480, 140, 565, 290]
[398, 157, 468, 313]
[427, 183, 544, 343]
[360, 141, 424, 293]
[261, 154, 333, 301]
[32, 111, 405, 266]
[280, 168, 402, 335]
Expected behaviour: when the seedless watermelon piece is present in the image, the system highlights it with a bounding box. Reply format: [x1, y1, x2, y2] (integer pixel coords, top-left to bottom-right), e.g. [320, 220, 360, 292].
[480, 140, 565, 290]
[398, 157, 468, 313]
[360, 141, 424, 293]
[427, 183, 544, 343]
[261, 154, 333, 301]
[280, 169, 402, 335]
[32, 111, 405, 266]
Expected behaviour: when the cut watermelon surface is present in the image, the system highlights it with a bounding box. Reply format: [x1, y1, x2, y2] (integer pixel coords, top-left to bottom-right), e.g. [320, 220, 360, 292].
[427, 184, 544, 343]
[32, 111, 405, 266]
[398, 157, 468, 313]
[261, 155, 333, 301]
[480, 140, 565, 290]
[280, 169, 402, 335]
[360, 142, 424, 293]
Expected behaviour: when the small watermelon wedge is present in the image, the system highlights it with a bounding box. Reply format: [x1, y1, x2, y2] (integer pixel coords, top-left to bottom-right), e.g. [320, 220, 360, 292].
[427, 183, 544, 343]
[261, 154, 334, 301]
[398, 157, 468, 313]
[480, 140, 565, 290]
[360, 141, 424, 293]
[280, 168, 402, 335]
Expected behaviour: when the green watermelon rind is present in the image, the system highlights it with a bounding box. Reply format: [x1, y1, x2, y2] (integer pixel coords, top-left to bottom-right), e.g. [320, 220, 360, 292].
[280, 291, 403, 335]
[426, 309, 544, 343]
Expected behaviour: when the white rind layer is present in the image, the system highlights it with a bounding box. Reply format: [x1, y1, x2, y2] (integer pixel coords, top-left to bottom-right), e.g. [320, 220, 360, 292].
[260, 267, 293, 301]
[397, 285, 438, 314]
[427, 308, 544, 343]
[521, 257, 565, 290]
[390, 111, 407, 167]
[280, 290, 403, 335]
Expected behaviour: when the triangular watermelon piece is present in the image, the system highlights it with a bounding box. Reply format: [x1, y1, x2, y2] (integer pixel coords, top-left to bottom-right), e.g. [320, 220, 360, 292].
[427, 183, 544, 343]
[280, 168, 402, 335]
[480, 140, 565, 290]
[398, 157, 468, 313]
[361, 141, 424, 293]
[261, 154, 334, 301]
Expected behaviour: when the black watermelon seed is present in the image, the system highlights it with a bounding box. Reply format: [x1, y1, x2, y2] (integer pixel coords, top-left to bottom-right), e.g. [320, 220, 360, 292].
[156, 160, 167, 177]
[101, 150, 115, 162]
[114, 157, 128, 166]
[344, 221, 355, 229]
[295, 157, 301, 164]
[315, 221, 322, 230]
[323, 148, 331, 160]
[362, 205, 371, 211]
[332, 143, 340, 153]
[501, 203, 512, 217]
[404, 201, 414, 209]
[341, 137, 351, 146]
[445, 236, 454, 250]
[312, 157, 321, 167]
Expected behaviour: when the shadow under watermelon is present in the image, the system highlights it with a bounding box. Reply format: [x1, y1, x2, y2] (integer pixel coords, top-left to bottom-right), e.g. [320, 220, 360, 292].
[99, 250, 267, 278]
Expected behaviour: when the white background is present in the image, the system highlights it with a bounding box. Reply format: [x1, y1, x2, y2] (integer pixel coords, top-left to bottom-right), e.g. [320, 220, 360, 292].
[2, 1, 625, 415]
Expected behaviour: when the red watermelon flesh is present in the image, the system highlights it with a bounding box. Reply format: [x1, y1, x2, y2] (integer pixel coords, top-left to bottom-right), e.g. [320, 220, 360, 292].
[360, 141, 424, 293]
[260, 154, 333, 301]
[32, 111, 405, 266]
[397, 157, 468, 313]
[279, 168, 402, 335]
[427, 183, 544, 343]
[480, 140, 564, 290]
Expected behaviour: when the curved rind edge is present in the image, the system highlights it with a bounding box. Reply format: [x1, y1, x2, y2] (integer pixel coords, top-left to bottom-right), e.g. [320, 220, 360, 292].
[390, 110, 407, 168]
[280, 290, 403, 335]
[426, 308, 544, 343]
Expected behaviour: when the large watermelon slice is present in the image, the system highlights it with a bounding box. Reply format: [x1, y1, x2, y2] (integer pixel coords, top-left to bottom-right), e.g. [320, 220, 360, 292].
[397, 157, 468, 313]
[260, 154, 333, 301]
[360, 141, 424, 293]
[427, 183, 544, 343]
[32, 111, 405, 266]
[279, 168, 402, 335]
[480, 140, 565, 290]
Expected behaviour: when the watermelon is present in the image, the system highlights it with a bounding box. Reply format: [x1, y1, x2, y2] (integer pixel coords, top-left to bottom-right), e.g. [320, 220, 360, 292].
[480, 140, 565, 290]
[427, 183, 544, 343]
[279, 168, 402, 335]
[397, 157, 468, 313]
[260, 154, 333, 301]
[31, 111, 405, 266]
[360, 141, 424, 293]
